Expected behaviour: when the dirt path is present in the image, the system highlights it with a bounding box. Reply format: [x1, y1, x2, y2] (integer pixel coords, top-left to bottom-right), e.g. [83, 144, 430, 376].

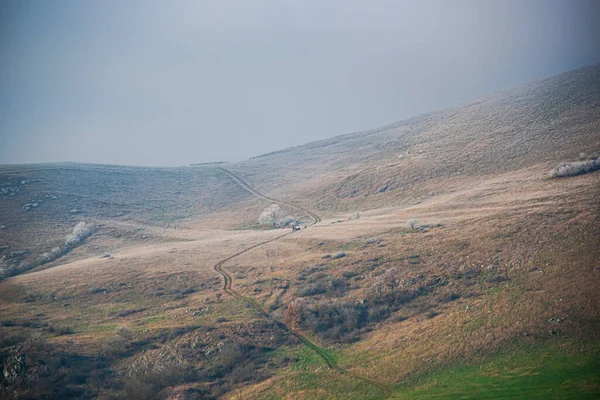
[214, 166, 392, 398]
[215, 166, 321, 224]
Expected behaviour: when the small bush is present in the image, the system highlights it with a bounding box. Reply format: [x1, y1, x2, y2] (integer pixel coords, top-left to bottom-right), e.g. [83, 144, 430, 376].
[332, 252, 346, 259]
[406, 219, 420, 230]
[168, 287, 196, 299]
[103, 327, 133, 358]
[426, 311, 440, 319]
[65, 221, 93, 246]
[258, 204, 285, 228]
[298, 283, 327, 297]
[0, 332, 26, 347]
[365, 237, 380, 245]
[46, 324, 74, 335]
[115, 325, 134, 340]
[438, 290, 460, 303]
[37, 246, 63, 264]
[229, 361, 260, 383]
[16, 221, 97, 279]
[113, 307, 148, 318]
[181, 287, 197, 295]
[57, 325, 75, 335]
[342, 271, 358, 279]
[280, 216, 298, 227]
[550, 158, 600, 178]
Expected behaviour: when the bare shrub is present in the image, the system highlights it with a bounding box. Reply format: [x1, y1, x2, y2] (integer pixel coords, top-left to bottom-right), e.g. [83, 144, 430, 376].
[229, 361, 259, 383]
[288, 268, 448, 342]
[46, 324, 74, 335]
[37, 246, 63, 264]
[437, 289, 460, 303]
[324, 275, 348, 297]
[550, 158, 600, 178]
[332, 252, 346, 259]
[112, 307, 148, 318]
[124, 346, 198, 400]
[215, 342, 243, 372]
[298, 299, 368, 342]
[283, 298, 305, 329]
[4, 221, 97, 280]
[103, 326, 133, 358]
[258, 204, 285, 228]
[406, 219, 420, 230]
[115, 325, 134, 340]
[342, 270, 358, 279]
[65, 221, 92, 246]
[280, 216, 298, 227]
[298, 283, 327, 297]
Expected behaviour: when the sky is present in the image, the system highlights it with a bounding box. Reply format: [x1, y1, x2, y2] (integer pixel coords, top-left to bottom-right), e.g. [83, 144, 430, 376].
[1, 0, 599, 166]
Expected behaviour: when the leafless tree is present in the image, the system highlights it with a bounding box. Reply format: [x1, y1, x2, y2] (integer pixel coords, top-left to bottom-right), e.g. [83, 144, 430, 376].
[406, 219, 419, 230]
[284, 298, 305, 329]
[258, 204, 284, 228]
[550, 158, 599, 178]
[65, 221, 92, 246]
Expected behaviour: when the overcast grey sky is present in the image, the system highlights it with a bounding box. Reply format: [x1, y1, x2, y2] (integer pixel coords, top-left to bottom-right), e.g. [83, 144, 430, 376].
[1, 0, 599, 166]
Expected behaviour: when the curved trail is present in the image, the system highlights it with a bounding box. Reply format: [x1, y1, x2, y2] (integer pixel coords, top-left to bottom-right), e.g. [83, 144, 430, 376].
[215, 166, 321, 224]
[214, 166, 392, 398]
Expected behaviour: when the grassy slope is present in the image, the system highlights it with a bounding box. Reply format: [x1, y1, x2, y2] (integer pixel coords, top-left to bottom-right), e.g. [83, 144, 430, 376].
[232, 171, 600, 398]
[392, 340, 600, 400]
[229, 64, 600, 215]
[221, 66, 600, 399]
[0, 164, 271, 274]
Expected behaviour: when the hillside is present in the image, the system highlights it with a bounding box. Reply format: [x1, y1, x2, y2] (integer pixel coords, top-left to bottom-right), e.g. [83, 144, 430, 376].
[229, 64, 600, 213]
[0, 164, 280, 276]
[1, 65, 599, 399]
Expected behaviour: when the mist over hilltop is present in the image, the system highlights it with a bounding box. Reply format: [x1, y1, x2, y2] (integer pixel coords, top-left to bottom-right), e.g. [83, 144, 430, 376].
[1, 0, 600, 166]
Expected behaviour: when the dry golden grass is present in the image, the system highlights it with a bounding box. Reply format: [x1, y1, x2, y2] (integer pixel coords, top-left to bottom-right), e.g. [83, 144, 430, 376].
[1, 161, 598, 399]
[224, 165, 600, 397]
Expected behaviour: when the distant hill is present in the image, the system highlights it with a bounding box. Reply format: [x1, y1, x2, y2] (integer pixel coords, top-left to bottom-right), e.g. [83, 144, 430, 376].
[229, 63, 600, 213]
[0, 164, 257, 275]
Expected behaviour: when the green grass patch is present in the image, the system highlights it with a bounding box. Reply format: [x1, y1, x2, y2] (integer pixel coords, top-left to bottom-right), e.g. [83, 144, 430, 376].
[391, 340, 600, 399]
[80, 324, 118, 333]
[463, 317, 487, 333]
[260, 345, 383, 400]
[339, 242, 363, 251]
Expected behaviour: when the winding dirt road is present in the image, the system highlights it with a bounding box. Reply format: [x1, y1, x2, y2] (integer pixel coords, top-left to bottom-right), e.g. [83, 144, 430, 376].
[215, 166, 321, 224]
[214, 166, 392, 398]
